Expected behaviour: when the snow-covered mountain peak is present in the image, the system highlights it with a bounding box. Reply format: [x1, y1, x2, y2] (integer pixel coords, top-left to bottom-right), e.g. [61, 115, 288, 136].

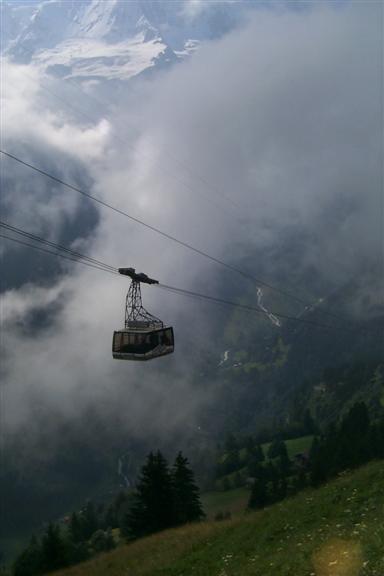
[2, 0, 249, 82]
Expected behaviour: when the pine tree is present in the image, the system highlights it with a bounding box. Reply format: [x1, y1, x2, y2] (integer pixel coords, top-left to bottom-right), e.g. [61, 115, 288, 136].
[309, 437, 328, 486]
[41, 523, 68, 572]
[172, 452, 205, 525]
[81, 501, 98, 540]
[124, 451, 174, 540]
[278, 446, 291, 477]
[338, 402, 371, 468]
[66, 511, 90, 565]
[13, 535, 43, 576]
[248, 477, 267, 509]
[224, 433, 238, 452]
[68, 512, 83, 543]
[256, 444, 265, 462]
[267, 439, 285, 460]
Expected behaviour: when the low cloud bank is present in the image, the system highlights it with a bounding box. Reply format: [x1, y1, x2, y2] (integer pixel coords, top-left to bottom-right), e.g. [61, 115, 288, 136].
[1, 3, 382, 439]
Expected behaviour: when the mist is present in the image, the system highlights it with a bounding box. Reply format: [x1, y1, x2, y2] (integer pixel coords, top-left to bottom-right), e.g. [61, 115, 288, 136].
[1, 2, 382, 447]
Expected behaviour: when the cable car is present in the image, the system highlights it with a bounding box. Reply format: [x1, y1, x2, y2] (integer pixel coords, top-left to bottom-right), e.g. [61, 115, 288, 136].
[112, 268, 174, 361]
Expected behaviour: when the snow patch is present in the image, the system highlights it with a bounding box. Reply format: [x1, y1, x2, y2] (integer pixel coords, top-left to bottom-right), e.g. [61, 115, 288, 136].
[33, 35, 167, 80]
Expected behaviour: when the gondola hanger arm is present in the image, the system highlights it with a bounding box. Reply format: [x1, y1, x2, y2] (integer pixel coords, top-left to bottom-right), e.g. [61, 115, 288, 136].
[118, 268, 159, 285]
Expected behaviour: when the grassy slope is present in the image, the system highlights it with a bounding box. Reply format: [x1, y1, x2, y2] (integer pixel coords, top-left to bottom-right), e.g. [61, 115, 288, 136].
[262, 435, 314, 459]
[216, 435, 314, 489]
[55, 461, 384, 576]
[201, 487, 249, 519]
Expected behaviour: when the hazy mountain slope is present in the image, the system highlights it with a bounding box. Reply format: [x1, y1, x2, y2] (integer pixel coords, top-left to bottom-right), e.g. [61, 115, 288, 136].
[198, 255, 384, 437]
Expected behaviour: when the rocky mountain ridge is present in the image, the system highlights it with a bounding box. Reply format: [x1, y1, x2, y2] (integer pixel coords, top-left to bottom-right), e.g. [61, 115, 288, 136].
[2, 0, 247, 82]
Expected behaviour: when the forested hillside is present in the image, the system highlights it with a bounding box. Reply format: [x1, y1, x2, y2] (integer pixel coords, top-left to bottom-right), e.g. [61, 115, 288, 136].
[40, 461, 384, 576]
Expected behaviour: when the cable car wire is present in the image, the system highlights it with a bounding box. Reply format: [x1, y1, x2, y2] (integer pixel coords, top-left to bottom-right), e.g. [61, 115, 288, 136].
[1, 227, 357, 334]
[0, 220, 117, 273]
[0, 233, 119, 276]
[0, 149, 355, 327]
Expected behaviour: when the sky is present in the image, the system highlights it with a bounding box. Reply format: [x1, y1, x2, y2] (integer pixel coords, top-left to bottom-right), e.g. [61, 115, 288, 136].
[1, 1, 383, 446]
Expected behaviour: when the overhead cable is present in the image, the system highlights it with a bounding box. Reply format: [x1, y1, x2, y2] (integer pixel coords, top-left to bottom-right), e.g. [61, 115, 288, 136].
[0, 221, 117, 273]
[1, 227, 353, 333]
[0, 233, 119, 276]
[156, 284, 351, 333]
[0, 149, 353, 328]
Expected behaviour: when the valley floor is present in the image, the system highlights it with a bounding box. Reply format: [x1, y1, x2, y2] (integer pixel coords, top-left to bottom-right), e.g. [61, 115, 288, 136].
[54, 460, 384, 576]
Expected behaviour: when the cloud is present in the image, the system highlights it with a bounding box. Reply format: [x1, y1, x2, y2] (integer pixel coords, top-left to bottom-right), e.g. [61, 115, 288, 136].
[1, 2, 382, 441]
[2, 60, 110, 159]
[1, 58, 110, 244]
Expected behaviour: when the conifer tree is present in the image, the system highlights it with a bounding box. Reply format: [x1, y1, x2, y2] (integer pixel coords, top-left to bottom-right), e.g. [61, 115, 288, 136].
[41, 523, 68, 572]
[68, 512, 83, 543]
[123, 451, 174, 540]
[172, 452, 205, 525]
[309, 437, 328, 486]
[338, 402, 370, 468]
[13, 535, 43, 576]
[267, 439, 281, 459]
[256, 444, 265, 462]
[224, 433, 238, 452]
[248, 477, 267, 509]
[278, 446, 291, 477]
[81, 501, 98, 540]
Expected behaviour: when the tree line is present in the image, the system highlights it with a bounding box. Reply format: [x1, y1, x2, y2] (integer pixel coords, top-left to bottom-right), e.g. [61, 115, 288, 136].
[248, 401, 384, 510]
[13, 451, 203, 576]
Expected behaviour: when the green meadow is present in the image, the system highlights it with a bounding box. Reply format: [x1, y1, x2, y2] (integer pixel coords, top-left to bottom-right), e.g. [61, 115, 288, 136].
[54, 460, 384, 576]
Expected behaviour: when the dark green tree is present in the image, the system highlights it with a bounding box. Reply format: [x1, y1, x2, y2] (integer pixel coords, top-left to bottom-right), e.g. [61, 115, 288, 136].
[247, 444, 265, 475]
[303, 409, 316, 434]
[104, 491, 134, 532]
[256, 444, 265, 462]
[123, 451, 174, 540]
[277, 476, 288, 500]
[224, 433, 239, 452]
[278, 448, 291, 477]
[41, 523, 68, 573]
[369, 421, 384, 459]
[245, 435, 257, 456]
[292, 468, 307, 493]
[66, 540, 89, 567]
[81, 501, 98, 540]
[233, 471, 244, 488]
[222, 450, 240, 475]
[337, 402, 370, 468]
[13, 535, 43, 576]
[247, 459, 264, 479]
[248, 477, 267, 509]
[68, 512, 83, 543]
[341, 402, 370, 438]
[172, 452, 205, 525]
[309, 437, 328, 486]
[221, 476, 231, 491]
[267, 439, 287, 460]
[89, 529, 115, 553]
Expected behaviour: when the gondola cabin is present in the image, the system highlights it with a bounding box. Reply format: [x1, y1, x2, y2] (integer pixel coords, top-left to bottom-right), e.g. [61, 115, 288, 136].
[112, 323, 174, 361]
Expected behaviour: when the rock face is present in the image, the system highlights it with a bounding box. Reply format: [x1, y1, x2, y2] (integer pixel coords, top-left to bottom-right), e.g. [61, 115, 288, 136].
[2, 0, 247, 82]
